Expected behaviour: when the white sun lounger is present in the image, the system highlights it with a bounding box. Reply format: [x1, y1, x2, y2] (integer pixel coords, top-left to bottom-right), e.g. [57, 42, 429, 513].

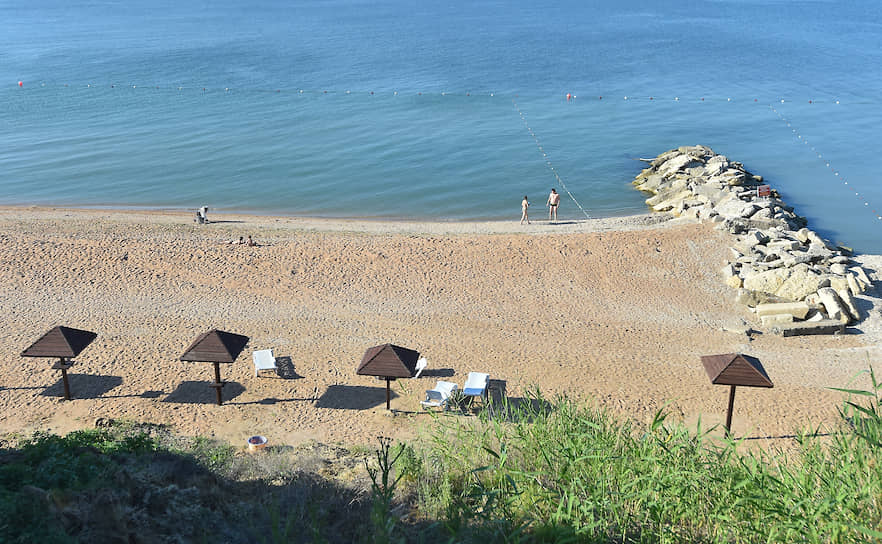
[420, 381, 458, 409]
[414, 357, 428, 378]
[462, 372, 489, 400]
[252, 349, 278, 377]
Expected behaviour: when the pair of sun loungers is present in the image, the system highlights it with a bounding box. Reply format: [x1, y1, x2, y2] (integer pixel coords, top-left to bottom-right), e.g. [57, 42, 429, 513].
[254, 349, 487, 411]
[420, 372, 489, 410]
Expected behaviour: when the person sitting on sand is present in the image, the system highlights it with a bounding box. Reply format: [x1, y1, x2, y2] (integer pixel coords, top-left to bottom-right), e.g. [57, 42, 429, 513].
[520, 195, 531, 224]
[228, 236, 245, 245]
[246, 235, 256, 247]
[547, 188, 560, 221]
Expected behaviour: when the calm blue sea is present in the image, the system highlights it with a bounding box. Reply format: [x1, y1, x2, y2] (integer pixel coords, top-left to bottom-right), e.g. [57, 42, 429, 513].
[2, 0, 881, 251]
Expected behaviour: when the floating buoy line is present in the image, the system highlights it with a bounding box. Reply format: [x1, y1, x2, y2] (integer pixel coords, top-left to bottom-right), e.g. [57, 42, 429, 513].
[513, 98, 591, 220]
[9, 82, 867, 104]
[769, 104, 881, 223]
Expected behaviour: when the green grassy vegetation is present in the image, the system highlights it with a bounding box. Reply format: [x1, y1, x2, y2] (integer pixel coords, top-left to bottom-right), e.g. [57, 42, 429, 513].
[1, 370, 881, 543]
[404, 386, 882, 543]
[0, 423, 374, 543]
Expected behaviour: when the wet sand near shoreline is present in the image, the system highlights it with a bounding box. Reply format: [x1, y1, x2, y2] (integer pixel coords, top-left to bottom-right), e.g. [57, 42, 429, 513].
[0, 207, 880, 447]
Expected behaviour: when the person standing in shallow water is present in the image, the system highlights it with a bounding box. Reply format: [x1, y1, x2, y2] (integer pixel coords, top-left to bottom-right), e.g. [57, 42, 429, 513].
[547, 188, 560, 221]
[521, 195, 531, 224]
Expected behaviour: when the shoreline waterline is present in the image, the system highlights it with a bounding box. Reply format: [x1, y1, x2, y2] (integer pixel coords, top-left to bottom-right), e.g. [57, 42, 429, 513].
[0, 205, 676, 236]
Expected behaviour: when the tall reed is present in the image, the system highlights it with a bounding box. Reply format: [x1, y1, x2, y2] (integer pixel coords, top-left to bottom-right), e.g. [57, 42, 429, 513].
[406, 380, 882, 543]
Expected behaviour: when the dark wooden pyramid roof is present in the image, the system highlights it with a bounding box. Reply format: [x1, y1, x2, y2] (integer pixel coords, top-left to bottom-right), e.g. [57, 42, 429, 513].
[357, 343, 420, 378]
[21, 326, 97, 358]
[701, 353, 773, 388]
[180, 329, 249, 363]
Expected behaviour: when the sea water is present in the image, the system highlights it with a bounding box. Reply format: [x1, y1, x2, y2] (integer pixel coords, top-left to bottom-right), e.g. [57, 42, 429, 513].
[2, 0, 881, 252]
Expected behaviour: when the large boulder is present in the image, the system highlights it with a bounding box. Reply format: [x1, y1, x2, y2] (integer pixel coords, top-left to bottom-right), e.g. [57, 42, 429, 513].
[645, 181, 687, 203]
[686, 165, 707, 178]
[830, 263, 848, 275]
[743, 268, 791, 295]
[635, 174, 664, 193]
[693, 183, 730, 204]
[761, 313, 794, 326]
[817, 287, 851, 324]
[746, 230, 771, 245]
[780, 252, 814, 267]
[657, 154, 703, 176]
[768, 239, 801, 252]
[775, 265, 827, 301]
[850, 266, 873, 288]
[805, 230, 835, 250]
[648, 189, 694, 212]
[829, 275, 849, 293]
[752, 207, 774, 220]
[715, 200, 759, 219]
[721, 170, 749, 186]
[734, 289, 793, 308]
[755, 302, 811, 320]
[805, 243, 835, 261]
[837, 288, 861, 322]
[678, 144, 714, 156]
[847, 273, 865, 295]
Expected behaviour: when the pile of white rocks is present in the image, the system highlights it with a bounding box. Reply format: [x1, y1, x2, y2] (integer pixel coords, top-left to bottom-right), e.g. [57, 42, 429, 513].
[633, 145, 874, 331]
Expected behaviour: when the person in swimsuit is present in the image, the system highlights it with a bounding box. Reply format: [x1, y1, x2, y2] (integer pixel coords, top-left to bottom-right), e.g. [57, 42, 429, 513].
[547, 188, 560, 221]
[520, 195, 531, 224]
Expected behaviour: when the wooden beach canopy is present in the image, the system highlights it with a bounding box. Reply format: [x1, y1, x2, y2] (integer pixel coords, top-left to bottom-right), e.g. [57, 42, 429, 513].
[700, 353, 773, 388]
[21, 326, 98, 401]
[356, 343, 420, 410]
[700, 353, 773, 436]
[180, 329, 249, 405]
[21, 326, 97, 359]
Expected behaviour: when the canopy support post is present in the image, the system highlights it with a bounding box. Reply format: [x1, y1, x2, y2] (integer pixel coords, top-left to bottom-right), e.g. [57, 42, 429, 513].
[59, 357, 72, 401]
[725, 385, 736, 437]
[212, 361, 224, 406]
[50, 357, 74, 401]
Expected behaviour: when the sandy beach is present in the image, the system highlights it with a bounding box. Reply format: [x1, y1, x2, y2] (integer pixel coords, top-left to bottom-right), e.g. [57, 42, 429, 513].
[1, 206, 880, 448]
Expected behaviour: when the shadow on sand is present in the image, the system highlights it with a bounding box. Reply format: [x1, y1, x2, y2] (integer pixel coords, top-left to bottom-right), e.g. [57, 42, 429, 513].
[740, 431, 834, 441]
[314, 385, 396, 410]
[40, 374, 124, 399]
[275, 356, 304, 380]
[419, 368, 455, 378]
[162, 380, 246, 404]
[227, 396, 315, 406]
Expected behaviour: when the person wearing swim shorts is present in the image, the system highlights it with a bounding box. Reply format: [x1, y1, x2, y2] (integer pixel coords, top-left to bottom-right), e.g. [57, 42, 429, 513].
[547, 188, 560, 221]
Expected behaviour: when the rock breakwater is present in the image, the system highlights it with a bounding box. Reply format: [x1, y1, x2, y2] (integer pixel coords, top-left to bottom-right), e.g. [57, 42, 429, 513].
[633, 145, 873, 331]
